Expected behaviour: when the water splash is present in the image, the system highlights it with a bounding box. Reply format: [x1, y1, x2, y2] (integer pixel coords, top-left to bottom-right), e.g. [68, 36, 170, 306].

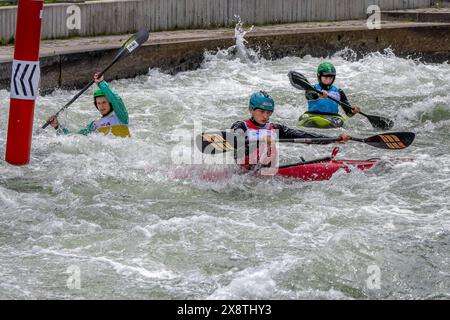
[233, 16, 257, 62]
[204, 16, 259, 63]
[334, 47, 358, 62]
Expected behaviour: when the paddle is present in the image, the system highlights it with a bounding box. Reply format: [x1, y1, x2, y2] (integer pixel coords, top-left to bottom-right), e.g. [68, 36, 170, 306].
[288, 71, 394, 130]
[197, 131, 415, 154]
[41, 28, 150, 129]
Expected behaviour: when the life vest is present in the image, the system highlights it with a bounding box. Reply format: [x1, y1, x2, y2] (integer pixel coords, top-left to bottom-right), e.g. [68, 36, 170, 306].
[92, 111, 130, 138]
[307, 84, 341, 114]
[236, 119, 279, 170]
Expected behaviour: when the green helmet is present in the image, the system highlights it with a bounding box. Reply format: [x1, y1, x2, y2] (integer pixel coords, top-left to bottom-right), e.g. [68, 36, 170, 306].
[317, 62, 336, 76]
[94, 89, 105, 98]
[317, 62, 336, 88]
[93, 89, 105, 108]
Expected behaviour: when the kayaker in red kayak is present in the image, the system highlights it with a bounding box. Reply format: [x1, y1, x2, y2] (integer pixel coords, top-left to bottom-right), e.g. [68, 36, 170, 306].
[306, 62, 360, 116]
[231, 90, 352, 170]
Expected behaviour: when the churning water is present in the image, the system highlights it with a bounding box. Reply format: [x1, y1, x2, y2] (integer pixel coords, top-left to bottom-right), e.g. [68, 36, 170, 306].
[0, 26, 449, 299]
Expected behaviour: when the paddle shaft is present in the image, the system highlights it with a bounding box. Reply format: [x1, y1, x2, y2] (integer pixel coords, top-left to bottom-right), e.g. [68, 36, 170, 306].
[208, 135, 386, 150]
[280, 137, 389, 144]
[279, 134, 413, 149]
[279, 137, 341, 143]
[200, 130, 414, 154]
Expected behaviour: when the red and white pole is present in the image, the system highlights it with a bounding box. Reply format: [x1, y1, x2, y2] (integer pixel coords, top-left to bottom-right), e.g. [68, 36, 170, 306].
[5, 0, 43, 165]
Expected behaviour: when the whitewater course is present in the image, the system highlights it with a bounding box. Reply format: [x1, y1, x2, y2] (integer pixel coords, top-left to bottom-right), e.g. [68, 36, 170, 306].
[0, 23, 449, 299]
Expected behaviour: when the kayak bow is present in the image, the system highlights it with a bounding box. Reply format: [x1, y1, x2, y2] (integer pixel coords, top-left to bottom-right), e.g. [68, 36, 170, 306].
[298, 111, 346, 129]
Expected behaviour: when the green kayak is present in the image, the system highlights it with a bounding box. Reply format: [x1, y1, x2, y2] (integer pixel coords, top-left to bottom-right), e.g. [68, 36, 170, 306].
[298, 111, 346, 129]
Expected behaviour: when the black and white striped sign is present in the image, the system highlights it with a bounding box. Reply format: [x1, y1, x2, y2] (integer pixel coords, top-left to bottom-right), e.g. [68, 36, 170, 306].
[10, 59, 40, 100]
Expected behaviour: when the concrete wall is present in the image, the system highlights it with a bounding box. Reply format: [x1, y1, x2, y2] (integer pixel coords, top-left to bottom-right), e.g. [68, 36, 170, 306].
[0, 0, 432, 41]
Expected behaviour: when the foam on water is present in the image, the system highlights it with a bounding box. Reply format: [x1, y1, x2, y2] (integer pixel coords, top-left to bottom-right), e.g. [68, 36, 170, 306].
[0, 25, 449, 299]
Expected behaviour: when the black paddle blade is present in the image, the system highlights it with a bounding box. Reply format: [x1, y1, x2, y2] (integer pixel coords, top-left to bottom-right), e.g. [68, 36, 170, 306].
[288, 71, 314, 91]
[115, 29, 150, 61]
[362, 132, 415, 150]
[124, 29, 149, 53]
[197, 131, 243, 154]
[364, 113, 394, 130]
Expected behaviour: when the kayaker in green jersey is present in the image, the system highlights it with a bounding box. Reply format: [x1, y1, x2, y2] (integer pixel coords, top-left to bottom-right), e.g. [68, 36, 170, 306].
[298, 62, 360, 128]
[47, 73, 130, 138]
[231, 90, 352, 169]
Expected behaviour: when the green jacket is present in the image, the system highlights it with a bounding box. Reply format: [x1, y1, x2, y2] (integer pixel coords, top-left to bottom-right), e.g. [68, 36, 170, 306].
[56, 81, 128, 135]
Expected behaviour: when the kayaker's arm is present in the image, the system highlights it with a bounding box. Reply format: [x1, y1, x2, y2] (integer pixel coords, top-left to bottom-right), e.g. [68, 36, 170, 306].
[54, 125, 70, 135]
[47, 115, 70, 135]
[272, 123, 334, 144]
[53, 121, 95, 136]
[98, 81, 129, 124]
[339, 89, 357, 117]
[77, 121, 96, 135]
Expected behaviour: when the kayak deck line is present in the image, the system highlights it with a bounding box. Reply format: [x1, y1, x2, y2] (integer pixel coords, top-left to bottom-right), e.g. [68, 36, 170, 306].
[278, 156, 333, 169]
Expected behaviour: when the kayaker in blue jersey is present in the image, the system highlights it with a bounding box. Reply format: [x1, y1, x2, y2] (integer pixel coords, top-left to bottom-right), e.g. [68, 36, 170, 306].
[47, 73, 130, 138]
[306, 62, 360, 116]
[231, 90, 351, 169]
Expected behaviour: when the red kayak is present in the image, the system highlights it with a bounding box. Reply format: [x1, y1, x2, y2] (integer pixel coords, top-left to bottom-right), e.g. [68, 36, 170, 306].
[172, 148, 413, 182]
[262, 147, 412, 181]
[271, 158, 377, 181]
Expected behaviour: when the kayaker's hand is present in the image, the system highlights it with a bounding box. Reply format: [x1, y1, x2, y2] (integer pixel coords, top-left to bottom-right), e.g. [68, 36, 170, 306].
[338, 133, 351, 144]
[94, 72, 104, 84]
[47, 115, 59, 129]
[351, 106, 361, 114]
[319, 90, 328, 99]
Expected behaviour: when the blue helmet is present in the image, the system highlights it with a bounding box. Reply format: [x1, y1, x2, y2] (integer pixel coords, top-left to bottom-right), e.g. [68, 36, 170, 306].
[248, 91, 275, 112]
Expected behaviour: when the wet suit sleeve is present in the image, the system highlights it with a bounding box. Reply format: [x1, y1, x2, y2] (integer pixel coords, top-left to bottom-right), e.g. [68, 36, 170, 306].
[55, 121, 95, 136]
[55, 126, 70, 135]
[231, 121, 333, 144]
[98, 81, 129, 124]
[339, 89, 355, 117]
[272, 123, 334, 144]
[77, 121, 96, 135]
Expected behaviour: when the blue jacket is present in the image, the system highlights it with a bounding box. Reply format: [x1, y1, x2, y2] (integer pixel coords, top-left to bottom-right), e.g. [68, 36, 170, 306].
[306, 83, 354, 117]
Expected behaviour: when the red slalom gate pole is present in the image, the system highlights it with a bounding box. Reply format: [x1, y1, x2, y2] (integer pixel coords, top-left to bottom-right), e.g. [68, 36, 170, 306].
[5, 0, 43, 165]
